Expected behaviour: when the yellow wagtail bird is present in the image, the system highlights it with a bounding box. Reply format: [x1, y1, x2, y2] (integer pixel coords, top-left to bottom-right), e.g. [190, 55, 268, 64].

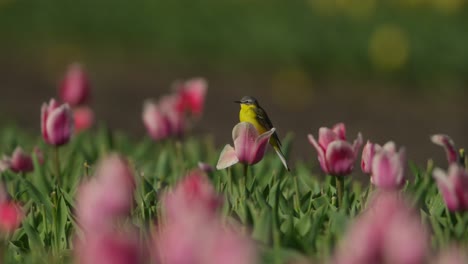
[235, 96, 290, 171]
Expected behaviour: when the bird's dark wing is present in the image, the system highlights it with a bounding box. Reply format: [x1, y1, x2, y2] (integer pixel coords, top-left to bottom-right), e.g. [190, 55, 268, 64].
[254, 106, 282, 147]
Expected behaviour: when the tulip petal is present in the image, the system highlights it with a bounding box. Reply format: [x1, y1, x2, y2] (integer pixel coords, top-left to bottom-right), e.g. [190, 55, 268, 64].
[325, 140, 356, 176]
[318, 127, 340, 150]
[332, 122, 346, 140]
[308, 134, 328, 173]
[233, 122, 259, 163]
[216, 145, 239, 170]
[352, 132, 364, 154]
[143, 101, 171, 140]
[382, 141, 397, 153]
[361, 141, 376, 174]
[431, 134, 458, 164]
[433, 167, 459, 211]
[248, 128, 275, 164]
[46, 104, 74, 146]
[371, 150, 404, 189]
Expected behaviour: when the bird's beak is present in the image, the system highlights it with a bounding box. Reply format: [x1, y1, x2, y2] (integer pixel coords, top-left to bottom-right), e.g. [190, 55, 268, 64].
[234, 100, 241, 104]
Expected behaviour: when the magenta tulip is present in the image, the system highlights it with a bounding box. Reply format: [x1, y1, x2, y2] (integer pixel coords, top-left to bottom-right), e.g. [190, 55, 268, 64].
[334, 191, 429, 264]
[361, 141, 381, 174]
[41, 99, 74, 146]
[433, 164, 468, 211]
[0, 147, 44, 173]
[73, 106, 94, 133]
[370, 142, 406, 190]
[142, 101, 172, 140]
[308, 123, 363, 176]
[59, 63, 90, 106]
[431, 134, 459, 164]
[216, 122, 275, 169]
[175, 78, 207, 117]
[158, 94, 185, 137]
[0, 201, 23, 233]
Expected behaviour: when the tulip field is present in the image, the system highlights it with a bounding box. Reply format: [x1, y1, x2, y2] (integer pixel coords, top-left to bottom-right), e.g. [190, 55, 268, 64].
[0, 65, 467, 264]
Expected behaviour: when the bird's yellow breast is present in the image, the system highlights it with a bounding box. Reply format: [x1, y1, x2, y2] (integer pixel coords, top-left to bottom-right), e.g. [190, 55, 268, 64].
[239, 104, 267, 134]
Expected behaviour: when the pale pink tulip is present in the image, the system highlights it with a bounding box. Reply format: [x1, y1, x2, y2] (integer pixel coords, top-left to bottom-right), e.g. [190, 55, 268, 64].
[308, 123, 363, 176]
[159, 94, 185, 137]
[59, 63, 90, 106]
[216, 122, 275, 169]
[175, 78, 207, 117]
[361, 141, 381, 174]
[76, 154, 136, 232]
[334, 191, 429, 264]
[0, 201, 23, 233]
[431, 134, 459, 164]
[41, 99, 74, 146]
[142, 101, 172, 140]
[433, 163, 468, 211]
[163, 170, 222, 221]
[370, 142, 406, 190]
[74, 106, 94, 132]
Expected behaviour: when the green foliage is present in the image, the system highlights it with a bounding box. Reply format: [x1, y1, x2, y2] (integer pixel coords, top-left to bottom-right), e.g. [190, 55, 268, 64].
[0, 127, 467, 263]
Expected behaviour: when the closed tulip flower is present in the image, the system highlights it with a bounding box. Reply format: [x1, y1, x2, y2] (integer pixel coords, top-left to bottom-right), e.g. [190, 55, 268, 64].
[175, 78, 207, 117]
[73, 106, 95, 133]
[216, 122, 275, 169]
[41, 99, 74, 146]
[431, 134, 459, 164]
[433, 163, 468, 212]
[308, 123, 363, 176]
[361, 141, 381, 174]
[59, 63, 90, 106]
[370, 142, 406, 190]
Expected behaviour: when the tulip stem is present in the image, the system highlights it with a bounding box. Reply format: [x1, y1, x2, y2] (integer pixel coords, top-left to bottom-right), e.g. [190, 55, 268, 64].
[243, 164, 249, 198]
[54, 147, 61, 187]
[336, 176, 344, 209]
[293, 175, 301, 212]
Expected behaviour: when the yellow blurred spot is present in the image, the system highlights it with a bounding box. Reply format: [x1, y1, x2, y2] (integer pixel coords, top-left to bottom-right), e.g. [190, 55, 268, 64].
[432, 0, 464, 14]
[271, 68, 314, 111]
[369, 25, 410, 71]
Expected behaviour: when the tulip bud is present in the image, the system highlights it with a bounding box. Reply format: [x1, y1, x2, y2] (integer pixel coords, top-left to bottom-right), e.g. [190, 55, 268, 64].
[433, 164, 468, 212]
[59, 63, 90, 106]
[370, 142, 406, 190]
[74, 106, 94, 133]
[41, 99, 74, 146]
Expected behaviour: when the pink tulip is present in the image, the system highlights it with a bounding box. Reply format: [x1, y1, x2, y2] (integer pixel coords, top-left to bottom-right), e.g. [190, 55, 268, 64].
[361, 141, 381, 174]
[433, 246, 468, 264]
[159, 94, 185, 137]
[76, 154, 136, 232]
[308, 123, 363, 176]
[74, 106, 95, 132]
[41, 99, 74, 146]
[143, 101, 172, 140]
[431, 134, 459, 164]
[0, 147, 44, 173]
[175, 78, 207, 117]
[75, 230, 142, 264]
[59, 63, 90, 106]
[334, 191, 429, 264]
[163, 170, 222, 221]
[0, 201, 23, 233]
[216, 122, 275, 169]
[433, 163, 468, 211]
[370, 142, 406, 190]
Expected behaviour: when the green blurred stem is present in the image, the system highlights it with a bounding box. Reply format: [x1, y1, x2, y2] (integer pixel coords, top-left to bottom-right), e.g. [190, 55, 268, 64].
[54, 147, 61, 186]
[293, 175, 301, 212]
[243, 164, 248, 198]
[336, 176, 344, 209]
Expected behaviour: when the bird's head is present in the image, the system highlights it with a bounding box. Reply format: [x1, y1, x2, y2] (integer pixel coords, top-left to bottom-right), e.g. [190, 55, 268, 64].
[234, 96, 259, 107]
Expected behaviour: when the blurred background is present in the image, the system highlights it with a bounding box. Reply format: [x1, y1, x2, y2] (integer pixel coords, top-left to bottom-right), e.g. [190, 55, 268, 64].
[1, 0, 467, 166]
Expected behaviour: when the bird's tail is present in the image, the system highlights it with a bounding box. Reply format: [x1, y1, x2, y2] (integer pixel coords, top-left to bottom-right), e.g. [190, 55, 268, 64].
[273, 146, 290, 171]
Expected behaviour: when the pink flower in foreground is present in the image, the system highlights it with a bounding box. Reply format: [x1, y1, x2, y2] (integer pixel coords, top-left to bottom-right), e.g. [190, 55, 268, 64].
[175, 78, 207, 117]
[59, 63, 90, 106]
[308, 123, 363, 176]
[433, 246, 468, 264]
[433, 163, 468, 211]
[0, 201, 23, 233]
[76, 154, 136, 232]
[370, 142, 406, 190]
[431, 134, 459, 164]
[334, 191, 429, 264]
[216, 122, 275, 169]
[74, 106, 94, 132]
[41, 99, 74, 146]
[163, 170, 222, 221]
[361, 141, 381, 174]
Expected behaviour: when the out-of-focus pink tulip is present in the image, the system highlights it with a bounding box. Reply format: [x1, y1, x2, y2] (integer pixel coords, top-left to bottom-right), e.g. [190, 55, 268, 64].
[216, 122, 275, 169]
[163, 170, 222, 221]
[370, 142, 406, 190]
[76, 230, 142, 264]
[308, 123, 363, 176]
[0, 201, 23, 233]
[433, 163, 468, 211]
[143, 101, 172, 140]
[59, 63, 90, 106]
[431, 134, 459, 164]
[175, 78, 207, 117]
[361, 141, 381, 174]
[41, 99, 74, 146]
[0, 147, 44, 173]
[198, 162, 214, 173]
[334, 191, 429, 264]
[433, 246, 468, 264]
[76, 154, 136, 232]
[159, 95, 185, 137]
[74, 106, 94, 132]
